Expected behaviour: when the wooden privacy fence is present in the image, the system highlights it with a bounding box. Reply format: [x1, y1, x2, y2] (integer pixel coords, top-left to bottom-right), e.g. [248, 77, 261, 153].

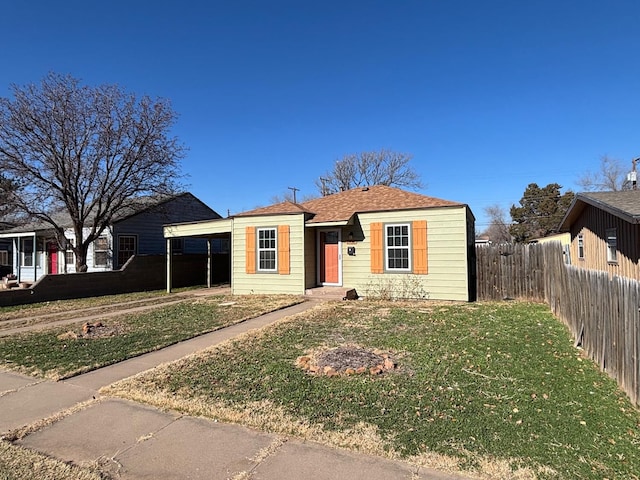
[476, 242, 640, 405]
[475, 243, 547, 301]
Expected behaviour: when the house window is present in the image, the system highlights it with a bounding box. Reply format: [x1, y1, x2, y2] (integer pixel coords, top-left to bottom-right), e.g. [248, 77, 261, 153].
[385, 224, 411, 271]
[171, 238, 184, 255]
[94, 236, 109, 267]
[211, 238, 230, 254]
[257, 227, 277, 272]
[0, 250, 8, 266]
[606, 228, 617, 263]
[65, 239, 75, 266]
[21, 238, 34, 267]
[577, 234, 584, 260]
[117, 235, 137, 266]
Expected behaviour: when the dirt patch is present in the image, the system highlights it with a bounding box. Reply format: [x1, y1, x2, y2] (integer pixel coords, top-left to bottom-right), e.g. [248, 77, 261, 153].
[57, 321, 128, 341]
[295, 345, 396, 377]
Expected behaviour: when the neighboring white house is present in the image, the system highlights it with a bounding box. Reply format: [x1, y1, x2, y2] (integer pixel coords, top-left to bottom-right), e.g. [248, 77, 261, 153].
[0, 193, 220, 283]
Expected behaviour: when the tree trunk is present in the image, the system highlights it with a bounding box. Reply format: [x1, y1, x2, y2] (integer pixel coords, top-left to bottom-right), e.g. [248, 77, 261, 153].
[75, 244, 89, 272]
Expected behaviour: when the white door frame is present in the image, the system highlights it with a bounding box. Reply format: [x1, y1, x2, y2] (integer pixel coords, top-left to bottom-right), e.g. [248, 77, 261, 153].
[316, 229, 342, 286]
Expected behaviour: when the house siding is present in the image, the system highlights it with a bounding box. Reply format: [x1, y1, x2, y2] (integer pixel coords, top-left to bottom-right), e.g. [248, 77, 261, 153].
[13, 236, 46, 282]
[113, 193, 218, 266]
[232, 214, 306, 295]
[569, 204, 640, 279]
[304, 229, 317, 289]
[341, 207, 471, 301]
[61, 227, 114, 274]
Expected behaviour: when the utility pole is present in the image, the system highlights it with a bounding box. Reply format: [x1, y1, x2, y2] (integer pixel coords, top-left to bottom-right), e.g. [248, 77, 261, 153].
[629, 158, 639, 190]
[287, 186, 299, 203]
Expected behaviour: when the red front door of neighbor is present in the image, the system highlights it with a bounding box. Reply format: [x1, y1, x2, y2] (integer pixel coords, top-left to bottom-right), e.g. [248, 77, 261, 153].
[320, 231, 339, 284]
[47, 242, 58, 275]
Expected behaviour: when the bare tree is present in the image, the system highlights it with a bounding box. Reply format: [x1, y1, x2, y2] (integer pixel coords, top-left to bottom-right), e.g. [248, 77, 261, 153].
[269, 190, 318, 205]
[480, 204, 512, 244]
[316, 149, 423, 195]
[0, 73, 185, 271]
[577, 155, 630, 191]
[0, 173, 19, 222]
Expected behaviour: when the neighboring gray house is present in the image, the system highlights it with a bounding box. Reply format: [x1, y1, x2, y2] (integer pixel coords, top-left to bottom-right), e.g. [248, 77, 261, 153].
[0, 192, 221, 283]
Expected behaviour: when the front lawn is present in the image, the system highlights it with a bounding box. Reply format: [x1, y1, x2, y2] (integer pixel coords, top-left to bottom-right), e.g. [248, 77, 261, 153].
[0, 295, 302, 379]
[0, 289, 170, 322]
[103, 301, 640, 480]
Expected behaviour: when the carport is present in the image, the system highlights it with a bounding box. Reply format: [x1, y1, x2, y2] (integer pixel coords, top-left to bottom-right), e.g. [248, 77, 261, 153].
[164, 218, 232, 292]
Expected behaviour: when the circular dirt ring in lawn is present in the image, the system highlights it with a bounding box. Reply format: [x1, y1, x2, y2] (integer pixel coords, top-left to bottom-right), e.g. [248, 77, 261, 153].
[295, 345, 396, 377]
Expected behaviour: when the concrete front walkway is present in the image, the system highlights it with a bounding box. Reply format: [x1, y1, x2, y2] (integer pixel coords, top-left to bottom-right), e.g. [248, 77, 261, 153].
[0, 299, 471, 480]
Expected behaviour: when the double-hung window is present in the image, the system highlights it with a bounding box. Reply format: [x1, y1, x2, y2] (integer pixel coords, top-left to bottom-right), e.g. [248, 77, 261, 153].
[94, 236, 109, 267]
[170, 238, 184, 255]
[65, 239, 75, 267]
[606, 228, 617, 263]
[385, 224, 411, 271]
[21, 238, 34, 267]
[257, 228, 277, 272]
[117, 235, 137, 266]
[577, 234, 584, 260]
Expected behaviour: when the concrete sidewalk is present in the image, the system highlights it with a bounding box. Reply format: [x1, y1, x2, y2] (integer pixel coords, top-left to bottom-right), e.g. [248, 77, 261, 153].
[0, 300, 471, 480]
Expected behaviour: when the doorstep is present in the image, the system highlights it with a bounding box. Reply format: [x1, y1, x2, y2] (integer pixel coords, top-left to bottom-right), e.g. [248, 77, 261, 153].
[304, 286, 358, 300]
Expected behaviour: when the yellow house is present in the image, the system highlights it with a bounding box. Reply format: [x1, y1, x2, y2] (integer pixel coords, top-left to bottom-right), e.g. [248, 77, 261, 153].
[164, 185, 476, 301]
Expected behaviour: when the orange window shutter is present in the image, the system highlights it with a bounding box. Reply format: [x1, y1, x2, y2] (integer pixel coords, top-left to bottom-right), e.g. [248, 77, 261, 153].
[370, 222, 384, 274]
[278, 225, 290, 275]
[246, 226, 256, 274]
[413, 220, 428, 275]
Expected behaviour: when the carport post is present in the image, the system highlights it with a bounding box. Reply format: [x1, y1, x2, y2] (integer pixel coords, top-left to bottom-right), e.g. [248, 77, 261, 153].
[13, 237, 20, 283]
[166, 238, 172, 293]
[207, 239, 212, 288]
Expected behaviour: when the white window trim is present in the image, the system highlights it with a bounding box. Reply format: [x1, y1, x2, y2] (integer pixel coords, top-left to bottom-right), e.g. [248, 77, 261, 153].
[384, 223, 412, 272]
[257, 227, 278, 272]
[93, 235, 110, 267]
[577, 233, 584, 260]
[606, 228, 617, 263]
[117, 234, 138, 266]
[20, 238, 34, 267]
[65, 238, 75, 268]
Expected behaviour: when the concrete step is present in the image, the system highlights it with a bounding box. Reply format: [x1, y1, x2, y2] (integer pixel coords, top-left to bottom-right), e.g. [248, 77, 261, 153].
[304, 287, 358, 300]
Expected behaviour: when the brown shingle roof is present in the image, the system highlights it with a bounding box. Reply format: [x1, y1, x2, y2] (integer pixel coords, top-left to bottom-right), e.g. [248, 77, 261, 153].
[234, 201, 313, 217]
[235, 185, 463, 223]
[301, 185, 462, 223]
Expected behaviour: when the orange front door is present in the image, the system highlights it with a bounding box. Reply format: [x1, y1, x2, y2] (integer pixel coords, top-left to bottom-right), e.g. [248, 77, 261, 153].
[320, 231, 340, 284]
[47, 241, 58, 275]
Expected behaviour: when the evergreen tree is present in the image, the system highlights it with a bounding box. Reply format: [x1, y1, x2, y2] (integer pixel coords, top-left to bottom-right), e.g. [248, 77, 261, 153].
[509, 183, 574, 243]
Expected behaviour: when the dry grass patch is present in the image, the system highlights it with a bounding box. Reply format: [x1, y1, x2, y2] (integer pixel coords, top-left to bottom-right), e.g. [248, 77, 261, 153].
[0, 440, 105, 480]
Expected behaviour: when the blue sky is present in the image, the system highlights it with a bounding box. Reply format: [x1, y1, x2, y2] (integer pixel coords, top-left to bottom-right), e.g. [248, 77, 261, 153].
[2, 1, 640, 230]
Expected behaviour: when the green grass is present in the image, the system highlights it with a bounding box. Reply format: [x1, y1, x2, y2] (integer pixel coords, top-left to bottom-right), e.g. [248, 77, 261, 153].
[105, 301, 640, 479]
[0, 295, 301, 379]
